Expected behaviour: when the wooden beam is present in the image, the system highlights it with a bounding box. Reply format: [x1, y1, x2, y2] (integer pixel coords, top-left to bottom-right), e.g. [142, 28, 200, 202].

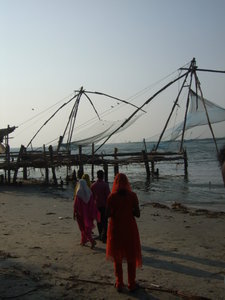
[180, 67, 225, 74]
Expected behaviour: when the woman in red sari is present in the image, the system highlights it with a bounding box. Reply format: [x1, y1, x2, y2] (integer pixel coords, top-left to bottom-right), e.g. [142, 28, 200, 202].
[106, 173, 142, 292]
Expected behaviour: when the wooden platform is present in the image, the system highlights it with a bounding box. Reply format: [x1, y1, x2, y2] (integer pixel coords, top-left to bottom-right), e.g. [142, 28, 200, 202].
[0, 144, 188, 185]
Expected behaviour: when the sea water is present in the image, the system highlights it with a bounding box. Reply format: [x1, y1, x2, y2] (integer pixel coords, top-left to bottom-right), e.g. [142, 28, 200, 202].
[7, 138, 225, 212]
[71, 138, 225, 212]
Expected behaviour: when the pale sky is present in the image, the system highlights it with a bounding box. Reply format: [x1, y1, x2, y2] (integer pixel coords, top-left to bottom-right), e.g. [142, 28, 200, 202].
[1, 0, 225, 148]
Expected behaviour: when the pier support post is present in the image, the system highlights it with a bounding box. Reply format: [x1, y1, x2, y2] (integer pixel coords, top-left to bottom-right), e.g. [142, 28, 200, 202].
[49, 145, 57, 185]
[103, 163, 108, 183]
[114, 147, 119, 176]
[184, 149, 188, 177]
[13, 145, 26, 183]
[23, 167, 28, 180]
[43, 145, 49, 184]
[151, 161, 155, 174]
[52, 168, 57, 185]
[45, 168, 49, 184]
[22, 146, 28, 180]
[78, 146, 84, 178]
[142, 150, 150, 179]
[4, 128, 11, 184]
[5, 143, 11, 184]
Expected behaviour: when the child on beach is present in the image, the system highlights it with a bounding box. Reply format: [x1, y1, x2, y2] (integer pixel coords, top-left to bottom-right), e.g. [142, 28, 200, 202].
[106, 173, 142, 292]
[73, 179, 99, 248]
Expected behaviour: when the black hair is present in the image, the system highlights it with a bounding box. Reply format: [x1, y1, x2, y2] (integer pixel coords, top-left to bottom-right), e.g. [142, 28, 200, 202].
[97, 170, 104, 179]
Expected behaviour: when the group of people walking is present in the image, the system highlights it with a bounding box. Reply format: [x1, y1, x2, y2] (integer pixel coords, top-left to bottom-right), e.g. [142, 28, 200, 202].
[72, 144, 225, 294]
[73, 170, 109, 247]
[73, 170, 142, 292]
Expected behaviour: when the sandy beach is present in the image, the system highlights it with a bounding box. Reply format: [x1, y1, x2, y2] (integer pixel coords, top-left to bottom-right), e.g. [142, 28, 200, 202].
[0, 185, 225, 300]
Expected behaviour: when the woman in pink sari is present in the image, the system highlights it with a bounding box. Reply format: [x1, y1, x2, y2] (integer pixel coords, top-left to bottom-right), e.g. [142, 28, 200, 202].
[73, 179, 99, 249]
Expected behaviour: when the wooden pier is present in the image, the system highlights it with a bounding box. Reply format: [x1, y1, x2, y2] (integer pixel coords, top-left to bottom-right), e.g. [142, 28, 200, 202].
[0, 144, 188, 185]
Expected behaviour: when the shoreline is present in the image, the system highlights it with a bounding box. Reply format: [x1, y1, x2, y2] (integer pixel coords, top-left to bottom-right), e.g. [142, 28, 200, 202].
[1, 179, 225, 213]
[0, 186, 225, 299]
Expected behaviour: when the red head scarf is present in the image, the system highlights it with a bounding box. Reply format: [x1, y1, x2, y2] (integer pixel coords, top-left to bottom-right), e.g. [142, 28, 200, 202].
[111, 173, 132, 193]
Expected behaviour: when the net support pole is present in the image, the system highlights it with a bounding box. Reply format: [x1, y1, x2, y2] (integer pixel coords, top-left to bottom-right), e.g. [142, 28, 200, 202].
[103, 162, 108, 183]
[179, 71, 194, 152]
[91, 143, 94, 181]
[78, 145, 84, 178]
[155, 64, 192, 151]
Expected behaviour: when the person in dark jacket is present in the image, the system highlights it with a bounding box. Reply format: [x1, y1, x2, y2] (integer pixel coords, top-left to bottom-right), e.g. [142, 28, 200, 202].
[91, 170, 110, 243]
